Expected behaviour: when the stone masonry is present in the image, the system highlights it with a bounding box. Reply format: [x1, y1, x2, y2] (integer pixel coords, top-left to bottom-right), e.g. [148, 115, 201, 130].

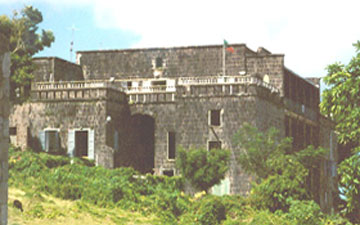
[0, 33, 10, 225]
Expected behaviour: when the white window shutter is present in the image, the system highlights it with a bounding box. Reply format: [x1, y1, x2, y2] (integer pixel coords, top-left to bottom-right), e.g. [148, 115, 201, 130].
[88, 129, 95, 160]
[45, 131, 49, 152]
[68, 129, 75, 157]
[39, 130, 45, 151]
[55, 131, 60, 152]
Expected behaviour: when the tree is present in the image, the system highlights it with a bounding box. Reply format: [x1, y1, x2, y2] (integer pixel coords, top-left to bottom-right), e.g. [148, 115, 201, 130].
[0, 6, 54, 102]
[176, 147, 230, 194]
[338, 154, 360, 224]
[233, 123, 327, 211]
[320, 41, 360, 154]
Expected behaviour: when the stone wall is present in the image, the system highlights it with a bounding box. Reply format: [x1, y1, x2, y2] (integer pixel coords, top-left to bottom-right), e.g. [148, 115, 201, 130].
[0, 34, 10, 225]
[77, 44, 258, 80]
[129, 82, 284, 195]
[33, 57, 83, 82]
[10, 87, 127, 169]
[245, 54, 285, 95]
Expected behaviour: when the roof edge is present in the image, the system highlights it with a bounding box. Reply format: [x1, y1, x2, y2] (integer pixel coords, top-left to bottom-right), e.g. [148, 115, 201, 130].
[76, 43, 248, 54]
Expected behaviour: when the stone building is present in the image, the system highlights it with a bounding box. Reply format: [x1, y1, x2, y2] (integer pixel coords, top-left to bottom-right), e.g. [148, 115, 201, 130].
[10, 44, 337, 211]
[0, 33, 10, 225]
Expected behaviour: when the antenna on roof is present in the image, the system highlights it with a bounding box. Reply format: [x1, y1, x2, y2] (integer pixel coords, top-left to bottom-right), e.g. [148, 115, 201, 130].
[67, 25, 79, 62]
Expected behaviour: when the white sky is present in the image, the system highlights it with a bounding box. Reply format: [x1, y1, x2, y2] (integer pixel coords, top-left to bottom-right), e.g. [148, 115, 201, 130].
[2, 0, 360, 77]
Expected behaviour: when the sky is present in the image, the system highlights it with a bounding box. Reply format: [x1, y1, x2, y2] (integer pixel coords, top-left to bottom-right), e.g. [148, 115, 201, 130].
[0, 0, 359, 78]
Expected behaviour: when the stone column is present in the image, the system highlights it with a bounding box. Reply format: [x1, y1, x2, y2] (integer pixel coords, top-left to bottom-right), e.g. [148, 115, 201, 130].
[0, 33, 10, 225]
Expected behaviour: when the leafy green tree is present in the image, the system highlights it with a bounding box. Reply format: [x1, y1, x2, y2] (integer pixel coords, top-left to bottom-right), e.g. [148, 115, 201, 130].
[233, 123, 327, 211]
[320, 41, 360, 153]
[176, 147, 230, 194]
[232, 124, 292, 179]
[338, 154, 360, 224]
[0, 6, 54, 102]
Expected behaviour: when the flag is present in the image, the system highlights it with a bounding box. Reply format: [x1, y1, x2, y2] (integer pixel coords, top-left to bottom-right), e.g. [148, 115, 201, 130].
[224, 40, 234, 53]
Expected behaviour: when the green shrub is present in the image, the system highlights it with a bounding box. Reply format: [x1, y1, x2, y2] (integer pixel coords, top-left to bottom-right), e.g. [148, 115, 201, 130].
[221, 195, 249, 220]
[247, 210, 290, 225]
[176, 147, 230, 193]
[193, 195, 226, 225]
[285, 199, 322, 225]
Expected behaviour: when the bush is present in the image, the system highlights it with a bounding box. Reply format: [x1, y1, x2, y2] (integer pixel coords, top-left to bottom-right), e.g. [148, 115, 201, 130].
[176, 147, 230, 193]
[285, 200, 322, 225]
[182, 195, 226, 225]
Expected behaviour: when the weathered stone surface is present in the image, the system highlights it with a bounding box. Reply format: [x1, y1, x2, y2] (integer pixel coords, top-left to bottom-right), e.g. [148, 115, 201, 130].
[33, 57, 84, 82]
[77, 44, 256, 80]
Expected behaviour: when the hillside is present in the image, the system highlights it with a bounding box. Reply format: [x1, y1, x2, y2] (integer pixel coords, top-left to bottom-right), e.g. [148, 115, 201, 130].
[7, 146, 351, 225]
[8, 187, 160, 225]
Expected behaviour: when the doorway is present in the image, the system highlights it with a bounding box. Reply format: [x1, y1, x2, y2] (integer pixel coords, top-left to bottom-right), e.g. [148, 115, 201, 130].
[75, 130, 88, 157]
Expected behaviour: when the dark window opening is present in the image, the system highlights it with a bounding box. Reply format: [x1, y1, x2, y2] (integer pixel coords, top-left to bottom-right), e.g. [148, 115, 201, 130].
[168, 132, 176, 159]
[151, 80, 166, 86]
[163, 170, 174, 177]
[9, 127, 17, 136]
[127, 81, 132, 88]
[155, 57, 163, 68]
[208, 141, 222, 150]
[210, 110, 221, 126]
[124, 114, 155, 174]
[45, 130, 59, 153]
[75, 131, 88, 157]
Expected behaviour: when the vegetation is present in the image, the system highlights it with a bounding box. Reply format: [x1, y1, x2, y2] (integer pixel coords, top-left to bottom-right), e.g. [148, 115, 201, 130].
[0, 6, 54, 102]
[337, 154, 360, 223]
[176, 146, 230, 193]
[320, 41, 360, 152]
[233, 123, 327, 211]
[8, 140, 351, 225]
[320, 41, 360, 224]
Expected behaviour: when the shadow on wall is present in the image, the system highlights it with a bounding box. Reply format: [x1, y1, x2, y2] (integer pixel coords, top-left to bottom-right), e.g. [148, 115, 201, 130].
[114, 114, 155, 174]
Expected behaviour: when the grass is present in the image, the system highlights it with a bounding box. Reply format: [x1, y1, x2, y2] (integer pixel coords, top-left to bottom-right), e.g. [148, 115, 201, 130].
[8, 187, 162, 225]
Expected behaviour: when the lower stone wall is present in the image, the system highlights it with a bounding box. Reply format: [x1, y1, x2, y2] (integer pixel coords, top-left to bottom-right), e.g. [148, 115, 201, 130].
[10, 101, 111, 167]
[0, 36, 10, 225]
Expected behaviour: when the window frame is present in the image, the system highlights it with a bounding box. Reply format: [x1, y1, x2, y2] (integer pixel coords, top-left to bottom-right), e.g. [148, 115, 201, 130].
[208, 140, 222, 151]
[167, 131, 176, 160]
[43, 128, 60, 153]
[209, 109, 222, 127]
[162, 169, 175, 177]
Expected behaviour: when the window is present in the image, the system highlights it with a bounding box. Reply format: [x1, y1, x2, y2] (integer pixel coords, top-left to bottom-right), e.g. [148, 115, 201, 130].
[209, 109, 221, 126]
[68, 129, 95, 159]
[155, 57, 163, 68]
[151, 80, 166, 86]
[9, 127, 17, 136]
[39, 129, 60, 153]
[163, 170, 174, 177]
[75, 131, 88, 157]
[168, 132, 176, 160]
[208, 141, 222, 150]
[46, 130, 59, 153]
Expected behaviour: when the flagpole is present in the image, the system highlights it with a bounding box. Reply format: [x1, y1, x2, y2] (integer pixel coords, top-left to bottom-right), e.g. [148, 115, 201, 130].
[223, 42, 225, 76]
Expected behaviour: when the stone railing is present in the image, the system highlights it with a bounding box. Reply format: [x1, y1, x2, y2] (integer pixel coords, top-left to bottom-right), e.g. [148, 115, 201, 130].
[128, 92, 176, 104]
[178, 76, 279, 93]
[124, 85, 176, 93]
[31, 81, 126, 102]
[32, 80, 122, 91]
